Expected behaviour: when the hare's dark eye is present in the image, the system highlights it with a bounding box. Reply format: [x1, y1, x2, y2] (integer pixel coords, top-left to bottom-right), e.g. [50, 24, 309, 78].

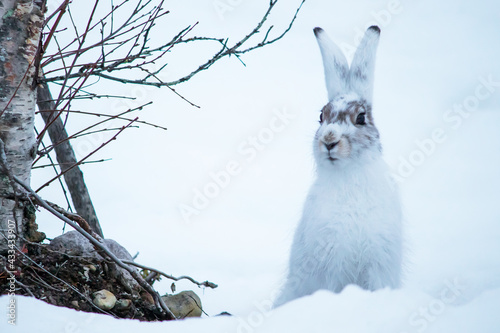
[356, 113, 366, 125]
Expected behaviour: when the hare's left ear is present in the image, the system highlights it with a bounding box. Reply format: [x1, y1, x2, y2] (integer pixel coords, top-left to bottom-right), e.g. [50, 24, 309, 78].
[314, 27, 349, 102]
[349, 26, 381, 103]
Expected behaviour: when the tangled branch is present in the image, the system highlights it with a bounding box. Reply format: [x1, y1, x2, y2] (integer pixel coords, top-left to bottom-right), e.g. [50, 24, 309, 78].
[122, 260, 218, 289]
[40, 0, 305, 89]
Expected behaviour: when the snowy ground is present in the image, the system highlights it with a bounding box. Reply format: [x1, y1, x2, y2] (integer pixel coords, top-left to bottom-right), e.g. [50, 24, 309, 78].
[2, 286, 500, 332]
[3, 0, 500, 331]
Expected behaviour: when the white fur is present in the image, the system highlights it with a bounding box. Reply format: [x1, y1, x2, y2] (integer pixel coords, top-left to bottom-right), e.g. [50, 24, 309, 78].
[349, 27, 380, 103]
[274, 26, 402, 307]
[314, 28, 349, 101]
[316, 27, 380, 103]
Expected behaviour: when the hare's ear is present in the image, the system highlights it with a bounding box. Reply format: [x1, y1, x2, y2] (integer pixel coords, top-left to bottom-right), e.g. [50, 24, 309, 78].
[349, 26, 381, 103]
[314, 27, 349, 101]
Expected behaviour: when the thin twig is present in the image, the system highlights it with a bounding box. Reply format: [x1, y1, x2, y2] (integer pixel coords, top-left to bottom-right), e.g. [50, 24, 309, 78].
[42, 0, 70, 53]
[44, 200, 93, 234]
[27, 270, 64, 292]
[32, 158, 111, 170]
[33, 127, 74, 212]
[36, 118, 138, 192]
[121, 260, 218, 289]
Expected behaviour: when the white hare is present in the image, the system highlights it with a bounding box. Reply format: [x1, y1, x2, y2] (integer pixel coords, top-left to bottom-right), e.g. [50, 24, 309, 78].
[274, 26, 403, 307]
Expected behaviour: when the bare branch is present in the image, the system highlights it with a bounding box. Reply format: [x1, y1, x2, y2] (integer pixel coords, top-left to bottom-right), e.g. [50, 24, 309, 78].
[40, 0, 305, 93]
[34, 129, 74, 212]
[45, 200, 94, 234]
[42, 0, 70, 53]
[36, 117, 139, 192]
[121, 260, 218, 289]
[32, 158, 111, 170]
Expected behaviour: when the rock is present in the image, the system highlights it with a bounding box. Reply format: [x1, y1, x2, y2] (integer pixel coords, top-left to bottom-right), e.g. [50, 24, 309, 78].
[49, 230, 98, 257]
[161, 291, 202, 318]
[49, 231, 143, 294]
[104, 239, 134, 261]
[114, 299, 132, 312]
[93, 289, 117, 310]
[48, 231, 133, 261]
[70, 300, 79, 309]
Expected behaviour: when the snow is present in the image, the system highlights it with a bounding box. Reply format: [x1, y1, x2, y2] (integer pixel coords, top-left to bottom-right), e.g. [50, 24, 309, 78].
[3, 285, 500, 332]
[4, 0, 500, 331]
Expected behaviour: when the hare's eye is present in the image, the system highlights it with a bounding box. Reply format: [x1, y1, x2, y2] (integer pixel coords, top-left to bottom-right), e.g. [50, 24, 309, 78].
[356, 113, 366, 125]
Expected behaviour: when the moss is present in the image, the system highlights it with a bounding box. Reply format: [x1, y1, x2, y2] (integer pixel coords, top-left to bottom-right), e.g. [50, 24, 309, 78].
[23, 203, 46, 243]
[0, 174, 14, 196]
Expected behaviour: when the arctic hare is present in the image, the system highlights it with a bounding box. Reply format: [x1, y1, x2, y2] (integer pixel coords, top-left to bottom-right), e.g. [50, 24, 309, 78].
[274, 26, 402, 307]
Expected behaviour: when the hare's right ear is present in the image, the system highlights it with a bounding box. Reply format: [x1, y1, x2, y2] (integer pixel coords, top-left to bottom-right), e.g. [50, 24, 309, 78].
[314, 27, 349, 102]
[349, 26, 380, 104]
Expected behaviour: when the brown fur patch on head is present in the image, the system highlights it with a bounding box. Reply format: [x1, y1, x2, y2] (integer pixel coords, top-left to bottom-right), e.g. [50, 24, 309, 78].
[316, 97, 381, 162]
[319, 103, 334, 123]
[343, 100, 380, 153]
[320, 99, 373, 126]
[345, 100, 373, 126]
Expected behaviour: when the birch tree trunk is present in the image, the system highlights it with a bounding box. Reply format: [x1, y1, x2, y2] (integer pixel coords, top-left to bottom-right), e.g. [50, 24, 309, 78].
[0, 0, 45, 253]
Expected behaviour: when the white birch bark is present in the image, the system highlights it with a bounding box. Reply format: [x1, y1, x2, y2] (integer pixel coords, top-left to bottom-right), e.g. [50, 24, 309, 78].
[0, 0, 44, 253]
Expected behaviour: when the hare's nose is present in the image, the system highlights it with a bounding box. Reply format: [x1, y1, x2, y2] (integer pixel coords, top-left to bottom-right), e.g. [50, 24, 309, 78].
[324, 141, 339, 151]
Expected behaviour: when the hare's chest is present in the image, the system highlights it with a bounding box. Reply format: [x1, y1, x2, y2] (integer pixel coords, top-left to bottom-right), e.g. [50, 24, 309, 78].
[307, 180, 390, 222]
[300, 194, 391, 271]
[303, 176, 399, 240]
